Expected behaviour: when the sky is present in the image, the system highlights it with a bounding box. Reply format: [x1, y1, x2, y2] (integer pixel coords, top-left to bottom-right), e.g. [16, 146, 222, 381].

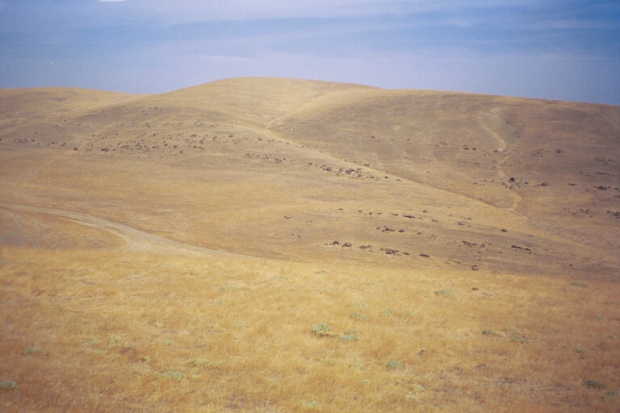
[0, 0, 619, 104]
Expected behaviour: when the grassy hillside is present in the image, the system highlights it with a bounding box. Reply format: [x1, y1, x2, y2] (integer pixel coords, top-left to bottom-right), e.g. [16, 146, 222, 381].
[1, 78, 619, 412]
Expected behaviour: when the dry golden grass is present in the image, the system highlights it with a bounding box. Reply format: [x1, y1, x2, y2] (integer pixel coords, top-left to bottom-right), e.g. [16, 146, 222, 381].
[2, 245, 619, 412]
[1, 77, 619, 412]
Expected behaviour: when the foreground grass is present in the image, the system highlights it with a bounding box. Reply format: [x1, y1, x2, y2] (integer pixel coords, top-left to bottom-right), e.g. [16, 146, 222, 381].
[1, 246, 619, 412]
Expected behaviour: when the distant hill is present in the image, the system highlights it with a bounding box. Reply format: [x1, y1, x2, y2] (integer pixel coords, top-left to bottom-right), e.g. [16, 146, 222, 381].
[1, 77, 619, 276]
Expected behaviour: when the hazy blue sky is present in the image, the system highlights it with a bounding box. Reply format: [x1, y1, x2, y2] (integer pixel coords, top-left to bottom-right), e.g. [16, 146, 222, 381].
[1, 0, 619, 104]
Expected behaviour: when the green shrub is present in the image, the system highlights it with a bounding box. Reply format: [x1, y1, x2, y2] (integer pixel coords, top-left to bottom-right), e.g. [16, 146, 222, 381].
[311, 323, 333, 337]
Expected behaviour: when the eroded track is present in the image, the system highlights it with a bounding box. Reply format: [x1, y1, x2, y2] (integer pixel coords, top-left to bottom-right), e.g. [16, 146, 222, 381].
[1, 203, 232, 257]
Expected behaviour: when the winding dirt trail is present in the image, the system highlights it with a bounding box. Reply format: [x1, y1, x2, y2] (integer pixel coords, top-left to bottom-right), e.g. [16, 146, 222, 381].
[0, 203, 231, 257]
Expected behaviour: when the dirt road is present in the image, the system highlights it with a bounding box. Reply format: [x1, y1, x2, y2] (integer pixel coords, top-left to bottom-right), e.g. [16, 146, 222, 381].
[0, 203, 231, 257]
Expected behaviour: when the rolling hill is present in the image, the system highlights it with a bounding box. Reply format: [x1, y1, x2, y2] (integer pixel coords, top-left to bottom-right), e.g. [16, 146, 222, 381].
[1, 78, 619, 412]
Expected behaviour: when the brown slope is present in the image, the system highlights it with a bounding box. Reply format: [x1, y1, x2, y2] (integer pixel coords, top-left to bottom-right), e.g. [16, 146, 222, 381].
[1, 78, 619, 278]
[0, 87, 140, 115]
[270, 90, 620, 258]
[0, 78, 375, 156]
[154, 76, 377, 126]
[0, 87, 143, 146]
[2, 78, 620, 413]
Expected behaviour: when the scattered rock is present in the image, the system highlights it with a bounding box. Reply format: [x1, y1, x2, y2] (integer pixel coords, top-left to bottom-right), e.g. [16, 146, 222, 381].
[583, 380, 606, 390]
[607, 210, 620, 219]
[511, 244, 532, 254]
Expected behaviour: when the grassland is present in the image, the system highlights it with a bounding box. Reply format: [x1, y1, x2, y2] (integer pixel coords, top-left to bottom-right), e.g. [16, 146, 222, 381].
[1, 77, 619, 412]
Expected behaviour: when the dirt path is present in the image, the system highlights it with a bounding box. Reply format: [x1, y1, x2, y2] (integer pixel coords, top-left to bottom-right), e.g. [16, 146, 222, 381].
[0, 203, 232, 257]
[478, 109, 523, 212]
